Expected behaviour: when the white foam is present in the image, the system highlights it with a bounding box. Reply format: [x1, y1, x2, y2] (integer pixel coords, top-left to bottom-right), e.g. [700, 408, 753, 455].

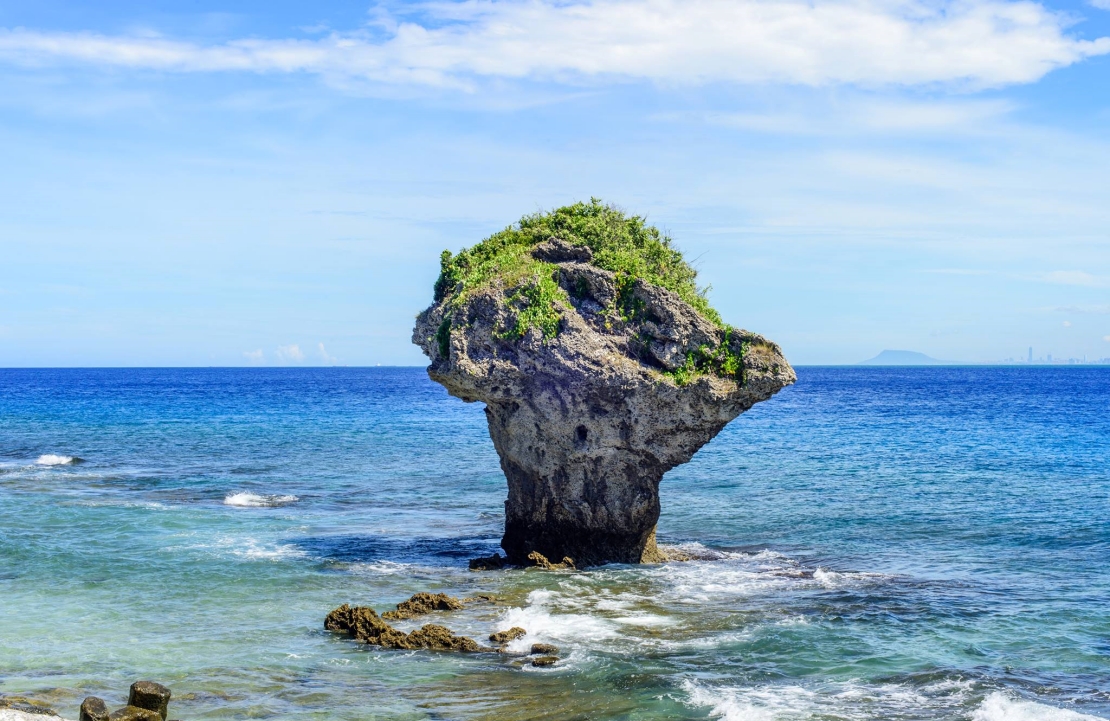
[683, 676, 985, 721]
[495, 588, 620, 654]
[683, 679, 816, 721]
[35, 454, 77, 466]
[348, 561, 417, 576]
[973, 693, 1107, 721]
[224, 492, 298, 507]
[231, 541, 307, 560]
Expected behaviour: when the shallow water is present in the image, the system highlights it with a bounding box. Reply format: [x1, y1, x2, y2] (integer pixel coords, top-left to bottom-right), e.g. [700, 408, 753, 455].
[0, 367, 1107, 720]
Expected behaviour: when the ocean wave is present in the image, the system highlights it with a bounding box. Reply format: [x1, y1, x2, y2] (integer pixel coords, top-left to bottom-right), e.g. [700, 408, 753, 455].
[494, 588, 621, 655]
[224, 492, 299, 508]
[682, 677, 973, 721]
[35, 454, 81, 466]
[973, 692, 1107, 721]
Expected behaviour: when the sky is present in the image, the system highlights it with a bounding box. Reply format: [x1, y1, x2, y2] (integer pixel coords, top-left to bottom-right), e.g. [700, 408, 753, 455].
[1, 0, 1108, 367]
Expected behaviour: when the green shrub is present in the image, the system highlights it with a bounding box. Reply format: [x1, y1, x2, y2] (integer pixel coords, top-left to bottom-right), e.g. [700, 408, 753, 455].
[432, 199, 724, 342]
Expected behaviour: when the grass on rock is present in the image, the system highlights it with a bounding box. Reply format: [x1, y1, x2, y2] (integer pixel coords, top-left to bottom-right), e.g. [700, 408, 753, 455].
[433, 199, 743, 384]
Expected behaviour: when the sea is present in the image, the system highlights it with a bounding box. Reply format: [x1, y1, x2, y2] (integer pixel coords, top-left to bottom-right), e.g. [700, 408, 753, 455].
[0, 366, 1107, 721]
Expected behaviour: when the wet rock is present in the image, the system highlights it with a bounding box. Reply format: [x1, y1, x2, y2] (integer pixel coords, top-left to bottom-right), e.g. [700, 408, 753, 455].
[107, 706, 161, 721]
[468, 553, 505, 571]
[80, 697, 110, 721]
[531, 656, 559, 667]
[530, 643, 558, 655]
[413, 210, 795, 566]
[406, 624, 481, 652]
[326, 604, 480, 652]
[325, 604, 410, 648]
[527, 551, 575, 570]
[0, 695, 58, 716]
[489, 627, 527, 644]
[381, 592, 464, 620]
[127, 682, 170, 721]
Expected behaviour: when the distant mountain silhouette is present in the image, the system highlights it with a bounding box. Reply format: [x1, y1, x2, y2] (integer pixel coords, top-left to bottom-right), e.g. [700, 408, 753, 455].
[859, 350, 951, 365]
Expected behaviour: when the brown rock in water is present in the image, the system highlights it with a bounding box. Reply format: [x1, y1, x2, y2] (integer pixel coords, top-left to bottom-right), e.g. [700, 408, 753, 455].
[489, 627, 527, 644]
[128, 681, 170, 721]
[531, 656, 559, 667]
[413, 207, 795, 566]
[406, 624, 481, 652]
[468, 553, 505, 571]
[530, 643, 558, 655]
[325, 604, 481, 652]
[381, 592, 465, 620]
[108, 706, 162, 721]
[80, 696, 110, 721]
[0, 696, 57, 716]
[527, 551, 575, 570]
[325, 604, 410, 648]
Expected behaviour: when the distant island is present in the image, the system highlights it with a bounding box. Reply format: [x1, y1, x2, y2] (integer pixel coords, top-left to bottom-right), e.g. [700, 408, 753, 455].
[859, 350, 951, 365]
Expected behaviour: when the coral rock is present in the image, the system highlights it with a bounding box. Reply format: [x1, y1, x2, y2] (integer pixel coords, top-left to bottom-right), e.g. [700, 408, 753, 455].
[80, 697, 110, 721]
[127, 682, 170, 721]
[414, 204, 795, 566]
[107, 706, 161, 721]
[325, 604, 480, 652]
[381, 592, 465, 620]
[489, 627, 527, 644]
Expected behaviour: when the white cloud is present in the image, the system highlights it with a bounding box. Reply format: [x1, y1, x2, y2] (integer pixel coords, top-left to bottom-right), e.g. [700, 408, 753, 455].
[242, 349, 264, 364]
[0, 0, 1106, 89]
[1091, 0, 1110, 9]
[1043, 270, 1104, 286]
[1104, 335, 1110, 342]
[1062, 320, 1072, 327]
[275, 344, 304, 363]
[318, 342, 338, 364]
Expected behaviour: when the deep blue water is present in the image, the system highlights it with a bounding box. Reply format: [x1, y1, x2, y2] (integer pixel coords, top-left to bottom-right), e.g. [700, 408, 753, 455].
[0, 367, 1107, 721]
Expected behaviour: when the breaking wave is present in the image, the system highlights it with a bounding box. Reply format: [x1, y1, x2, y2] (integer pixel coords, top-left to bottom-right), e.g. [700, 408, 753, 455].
[35, 454, 81, 466]
[224, 492, 299, 507]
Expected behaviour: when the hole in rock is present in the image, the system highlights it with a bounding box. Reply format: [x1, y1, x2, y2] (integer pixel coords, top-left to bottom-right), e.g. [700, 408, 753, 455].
[575, 425, 588, 442]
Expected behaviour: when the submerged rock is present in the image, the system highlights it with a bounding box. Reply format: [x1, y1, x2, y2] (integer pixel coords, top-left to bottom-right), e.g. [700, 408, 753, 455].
[107, 707, 160, 721]
[414, 201, 795, 566]
[127, 682, 170, 721]
[325, 604, 480, 652]
[531, 656, 558, 667]
[489, 627, 527, 645]
[468, 553, 505, 571]
[381, 592, 465, 620]
[79, 697, 109, 721]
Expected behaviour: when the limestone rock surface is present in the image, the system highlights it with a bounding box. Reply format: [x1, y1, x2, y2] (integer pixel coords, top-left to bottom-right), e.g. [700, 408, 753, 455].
[414, 237, 794, 565]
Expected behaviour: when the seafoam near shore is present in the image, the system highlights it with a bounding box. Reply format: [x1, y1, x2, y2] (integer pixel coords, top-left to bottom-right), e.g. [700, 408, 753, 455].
[1, 367, 1107, 719]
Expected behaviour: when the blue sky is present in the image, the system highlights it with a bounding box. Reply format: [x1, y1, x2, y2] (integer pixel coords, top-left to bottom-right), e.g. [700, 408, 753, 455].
[1, 0, 1108, 366]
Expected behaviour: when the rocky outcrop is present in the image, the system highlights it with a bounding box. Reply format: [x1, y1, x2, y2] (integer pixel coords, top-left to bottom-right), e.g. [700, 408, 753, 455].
[414, 231, 794, 566]
[74, 681, 171, 721]
[489, 627, 526, 645]
[381, 592, 465, 620]
[325, 604, 481, 652]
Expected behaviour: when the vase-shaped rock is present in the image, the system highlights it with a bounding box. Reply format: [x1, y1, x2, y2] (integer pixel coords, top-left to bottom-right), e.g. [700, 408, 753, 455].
[414, 226, 794, 566]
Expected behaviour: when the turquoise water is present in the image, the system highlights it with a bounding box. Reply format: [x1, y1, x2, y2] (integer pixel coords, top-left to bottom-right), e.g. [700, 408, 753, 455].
[1, 367, 1107, 720]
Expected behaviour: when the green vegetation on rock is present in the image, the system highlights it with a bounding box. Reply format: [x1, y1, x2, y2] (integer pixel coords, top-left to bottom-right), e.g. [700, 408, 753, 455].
[433, 199, 724, 343]
[663, 329, 748, 387]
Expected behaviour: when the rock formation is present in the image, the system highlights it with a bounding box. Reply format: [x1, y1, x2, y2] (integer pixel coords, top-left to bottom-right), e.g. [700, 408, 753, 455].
[78, 681, 171, 721]
[381, 592, 465, 620]
[413, 201, 794, 566]
[325, 604, 481, 652]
